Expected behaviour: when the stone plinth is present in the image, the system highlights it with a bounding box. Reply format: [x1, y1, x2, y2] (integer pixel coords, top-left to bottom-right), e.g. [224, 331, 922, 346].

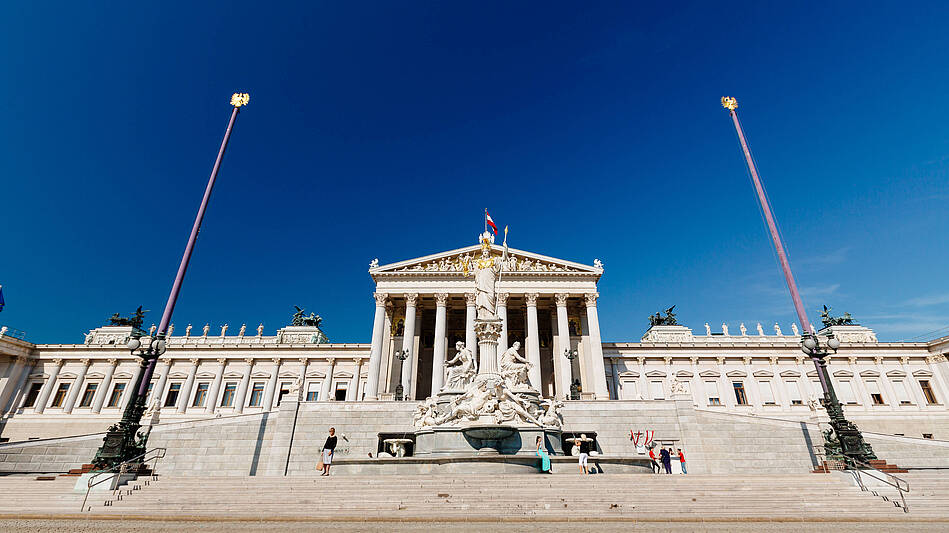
[818, 325, 878, 343]
[641, 325, 694, 343]
[474, 319, 502, 374]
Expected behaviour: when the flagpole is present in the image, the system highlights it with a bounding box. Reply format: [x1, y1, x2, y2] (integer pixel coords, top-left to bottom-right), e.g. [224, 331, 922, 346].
[722, 96, 877, 465]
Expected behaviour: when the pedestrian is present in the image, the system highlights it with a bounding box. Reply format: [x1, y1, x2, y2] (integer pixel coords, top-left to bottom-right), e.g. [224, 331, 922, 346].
[660, 447, 672, 474]
[536, 436, 552, 474]
[648, 446, 661, 474]
[677, 448, 687, 474]
[320, 427, 337, 476]
[576, 434, 591, 474]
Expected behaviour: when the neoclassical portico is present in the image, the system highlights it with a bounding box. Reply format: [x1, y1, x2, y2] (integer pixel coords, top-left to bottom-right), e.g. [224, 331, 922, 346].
[364, 244, 610, 400]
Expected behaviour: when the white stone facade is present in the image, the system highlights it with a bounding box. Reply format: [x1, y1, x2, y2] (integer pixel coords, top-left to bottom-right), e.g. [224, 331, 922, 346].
[1, 242, 948, 444]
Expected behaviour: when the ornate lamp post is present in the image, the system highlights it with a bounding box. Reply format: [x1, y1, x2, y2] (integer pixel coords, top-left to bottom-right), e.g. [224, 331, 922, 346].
[563, 348, 579, 400]
[722, 96, 875, 466]
[394, 349, 409, 401]
[801, 331, 876, 463]
[92, 328, 166, 468]
[91, 93, 250, 469]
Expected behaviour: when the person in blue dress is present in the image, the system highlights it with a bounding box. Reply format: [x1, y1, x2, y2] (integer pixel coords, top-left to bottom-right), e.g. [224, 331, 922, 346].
[536, 436, 552, 474]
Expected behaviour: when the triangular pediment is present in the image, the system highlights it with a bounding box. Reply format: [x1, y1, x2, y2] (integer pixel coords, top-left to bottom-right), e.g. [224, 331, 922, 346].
[371, 244, 602, 278]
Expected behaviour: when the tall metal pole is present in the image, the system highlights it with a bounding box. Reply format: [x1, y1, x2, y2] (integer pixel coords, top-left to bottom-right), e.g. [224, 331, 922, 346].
[721, 96, 875, 465]
[136, 93, 250, 397]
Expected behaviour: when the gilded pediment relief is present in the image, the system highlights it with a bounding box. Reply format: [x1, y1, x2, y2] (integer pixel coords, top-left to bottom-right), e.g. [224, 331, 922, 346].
[371, 245, 601, 276]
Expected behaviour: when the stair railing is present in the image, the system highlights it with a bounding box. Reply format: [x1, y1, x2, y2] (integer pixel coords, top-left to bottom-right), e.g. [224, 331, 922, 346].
[846, 455, 909, 513]
[81, 447, 166, 511]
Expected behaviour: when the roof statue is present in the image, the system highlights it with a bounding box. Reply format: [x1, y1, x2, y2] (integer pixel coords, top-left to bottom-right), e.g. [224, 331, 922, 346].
[108, 306, 147, 330]
[292, 306, 323, 328]
[648, 305, 678, 327]
[819, 305, 857, 328]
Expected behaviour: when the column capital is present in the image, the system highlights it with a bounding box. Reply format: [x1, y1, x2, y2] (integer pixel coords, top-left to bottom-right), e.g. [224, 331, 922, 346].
[434, 293, 449, 306]
[159, 356, 173, 365]
[464, 292, 477, 306]
[189, 358, 200, 366]
[271, 357, 282, 365]
[353, 357, 364, 366]
[216, 357, 228, 365]
[525, 293, 539, 307]
[637, 356, 646, 366]
[107, 358, 118, 366]
[404, 293, 419, 307]
[554, 293, 569, 307]
[326, 357, 337, 366]
[15, 355, 31, 364]
[496, 292, 509, 306]
[299, 357, 309, 365]
[244, 357, 255, 365]
[79, 358, 91, 366]
[373, 292, 388, 306]
[51, 358, 64, 367]
[796, 355, 806, 365]
[583, 293, 599, 307]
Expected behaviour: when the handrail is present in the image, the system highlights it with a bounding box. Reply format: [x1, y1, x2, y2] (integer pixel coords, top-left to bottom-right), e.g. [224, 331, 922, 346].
[846, 455, 910, 513]
[81, 448, 166, 511]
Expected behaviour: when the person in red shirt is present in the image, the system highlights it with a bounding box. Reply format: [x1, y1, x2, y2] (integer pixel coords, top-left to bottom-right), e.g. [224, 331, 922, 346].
[677, 448, 687, 474]
[648, 446, 661, 474]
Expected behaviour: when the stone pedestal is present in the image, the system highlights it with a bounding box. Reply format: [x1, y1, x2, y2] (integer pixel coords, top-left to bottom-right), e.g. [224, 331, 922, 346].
[475, 319, 502, 374]
[641, 325, 694, 343]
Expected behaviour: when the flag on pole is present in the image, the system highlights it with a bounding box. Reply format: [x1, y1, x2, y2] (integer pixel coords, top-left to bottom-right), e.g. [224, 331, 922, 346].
[485, 210, 498, 235]
[0, 285, 4, 312]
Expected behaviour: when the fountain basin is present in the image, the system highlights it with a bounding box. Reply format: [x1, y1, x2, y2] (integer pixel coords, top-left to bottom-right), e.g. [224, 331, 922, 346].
[462, 425, 517, 441]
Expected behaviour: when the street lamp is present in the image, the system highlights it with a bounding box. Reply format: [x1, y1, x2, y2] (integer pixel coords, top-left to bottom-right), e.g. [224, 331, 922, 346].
[800, 331, 876, 465]
[563, 348, 580, 400]
[92, 328, 167, 468]
[394, 349, 409, 401]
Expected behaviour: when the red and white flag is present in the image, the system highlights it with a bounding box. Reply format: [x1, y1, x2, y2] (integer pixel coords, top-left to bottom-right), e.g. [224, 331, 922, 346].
[485, 210, 498, 235]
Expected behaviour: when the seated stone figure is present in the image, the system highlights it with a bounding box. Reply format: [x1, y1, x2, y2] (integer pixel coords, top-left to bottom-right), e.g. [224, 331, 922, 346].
[499, 341, 532, 390]
[443, 341, 476, 391]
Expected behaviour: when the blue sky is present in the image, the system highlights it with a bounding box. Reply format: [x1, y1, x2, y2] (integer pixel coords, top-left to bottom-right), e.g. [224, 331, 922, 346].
[2, 1, 948, 344]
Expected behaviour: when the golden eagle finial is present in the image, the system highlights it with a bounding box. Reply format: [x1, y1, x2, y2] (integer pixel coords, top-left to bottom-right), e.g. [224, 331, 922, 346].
[721, 96, 738, 111]
[231, 93, 250, 108]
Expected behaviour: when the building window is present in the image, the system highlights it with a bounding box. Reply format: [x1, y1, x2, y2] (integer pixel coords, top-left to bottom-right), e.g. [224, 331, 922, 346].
[306, 382, 319, 402]
[733, 382, 748, 405]
[145, 382, 156, 404]
[785, 380, 803, 405]
[79, 383, 98, 408]
[249, 382, 265, 407]
[192, 382, 209, 407]
[164, 383, 182, 407]
[923, 433, 933, 439]
[919, 380, 938, 405]
[276, 382, 291, 407]
[837, 380, 856, 405]
[220, 382, 237, 407]
[866, 380, 885, 405]
[335, 383, 348, 401]
[704, 381, 721, 406]
[758, 380, 776, 405]
[107, 383, 126, 407]
[893, 380, 912, 405]
[620, 380, 638, 400]
[51, 383, 70, 408]
[649, 380, 664, 400]
[22, 382, 44, 408]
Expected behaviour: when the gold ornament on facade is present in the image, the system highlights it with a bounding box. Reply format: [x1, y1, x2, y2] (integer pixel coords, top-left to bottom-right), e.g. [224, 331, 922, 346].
[721, 96, 738, 110]
[230, 93, 250, 107]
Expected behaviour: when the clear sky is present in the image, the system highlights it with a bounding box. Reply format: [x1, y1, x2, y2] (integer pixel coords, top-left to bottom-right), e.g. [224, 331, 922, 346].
[2, 1, 948, 344]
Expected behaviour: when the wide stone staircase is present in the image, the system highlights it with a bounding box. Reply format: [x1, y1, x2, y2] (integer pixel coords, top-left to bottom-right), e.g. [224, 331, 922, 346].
[2, 471, 946, 522]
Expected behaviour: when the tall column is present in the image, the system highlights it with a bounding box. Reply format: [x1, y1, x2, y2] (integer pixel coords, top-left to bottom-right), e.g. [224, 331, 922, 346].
[365, 292, 388, 400]
[583, 293, 610, 400]
[0, 356, 28, 412]
[33, 358, 63, 414]
[464, 292, 478, 362]
[234, 358, 254, 414]
[205, 357, 226, 413]
[3, 357, 35, 413]
[347, 358, 364, 401]
[554, 294, 572, 399]
[263, 357, 281, 410]
[298, 357, 309, 383]
[176, 358, 199, 413]
[525, 293, 542, 390]
[431, 293, 449, 394]
[132, 358, 157, 408]
[610, 358, 621, 400]
[320, 358, 336, 401]
[62, 358, 91, 413]
[497, 293, 509, 354]
[91, 358, 118, 414]
[400, 294, 419, 399]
